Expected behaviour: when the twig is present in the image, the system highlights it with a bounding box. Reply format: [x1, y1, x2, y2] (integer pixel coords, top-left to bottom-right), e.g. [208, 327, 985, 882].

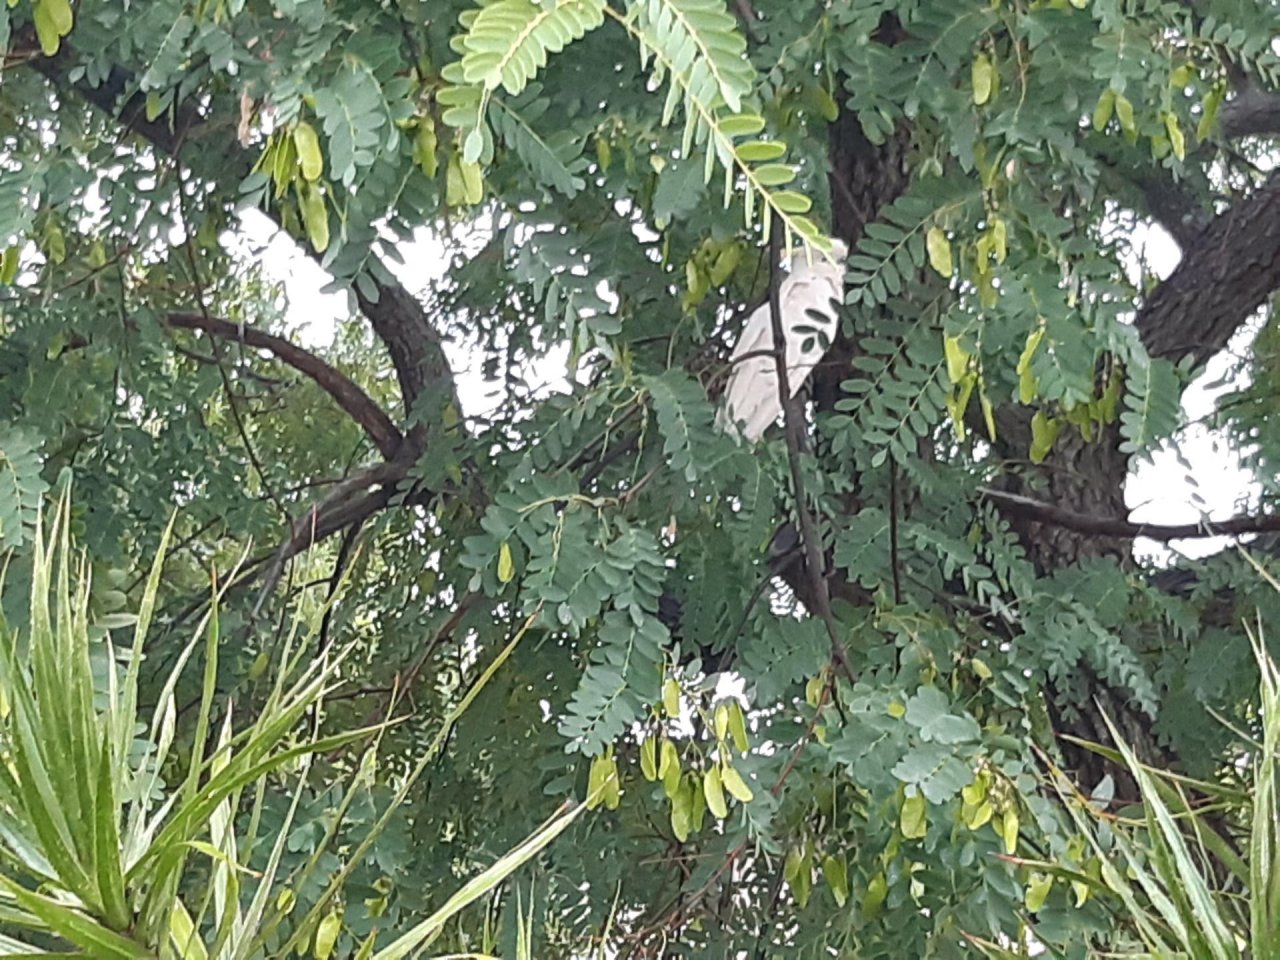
[980, 487, 1280, 541]
[889, 458, 902, 604]
[765, 229, 853, 679]
[318, 521, 364, 653]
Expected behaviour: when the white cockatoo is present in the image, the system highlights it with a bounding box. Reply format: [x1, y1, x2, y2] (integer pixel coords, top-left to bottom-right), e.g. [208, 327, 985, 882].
[717, 239, 848, 442]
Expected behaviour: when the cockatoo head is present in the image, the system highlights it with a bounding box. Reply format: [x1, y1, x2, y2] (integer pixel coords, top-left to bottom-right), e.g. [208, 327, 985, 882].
[829, 238, 848, 263]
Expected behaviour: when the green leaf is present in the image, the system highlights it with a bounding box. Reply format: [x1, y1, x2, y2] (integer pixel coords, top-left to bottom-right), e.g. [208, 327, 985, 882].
[299, 183, 329, 253]
[459, 0, 606, 96]
[822, 855, 848, 908]
[498, 542, 515, 583]
[926, 226, 952, 277]
[1025, 873, 1052, 912]
[901, 794, 927, 839]
[721, 764, 753, 803]
[293, 122, 324, 181]
[640, 737, 657, 781]
[314, 911, 342, 960]
[703, 767, 728, 819]
[33, 0, 73, 55]
[972, 53, 995, 105]
[1092, 87, 1116, 131]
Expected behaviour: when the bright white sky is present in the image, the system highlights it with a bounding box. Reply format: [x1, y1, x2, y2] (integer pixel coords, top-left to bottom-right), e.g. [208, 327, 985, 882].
[236, 210, 1259, 564]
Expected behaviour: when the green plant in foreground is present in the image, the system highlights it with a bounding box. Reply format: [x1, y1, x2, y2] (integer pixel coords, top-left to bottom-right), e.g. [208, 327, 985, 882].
[0, 498, 587, 959]
[972, 553, 1280, 960]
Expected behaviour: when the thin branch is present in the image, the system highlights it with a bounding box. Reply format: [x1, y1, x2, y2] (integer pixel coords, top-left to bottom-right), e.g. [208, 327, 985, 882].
[765, 229, 853, 679]
[176, 200, 291, 522]
[166, 312, 404, 459]
[980, 487, 1280, 541]
[318, 521, 364, 653]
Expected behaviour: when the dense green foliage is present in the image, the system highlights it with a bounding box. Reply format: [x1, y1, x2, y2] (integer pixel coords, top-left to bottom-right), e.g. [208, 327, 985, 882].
[0, 0, 1278, 956]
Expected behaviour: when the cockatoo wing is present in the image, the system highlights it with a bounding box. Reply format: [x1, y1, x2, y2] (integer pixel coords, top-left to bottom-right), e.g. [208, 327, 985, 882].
[717, 299, 780, 441]
[780, 256, 843, 400]
[718, 242, 846, 442]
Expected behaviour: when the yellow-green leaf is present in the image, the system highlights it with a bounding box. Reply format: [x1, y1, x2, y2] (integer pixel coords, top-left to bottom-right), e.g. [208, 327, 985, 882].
[822, 855, 848, 908]
[43, 0, 72, 32]
[299, 183, 329, 253]
[0, 247, 19, 285]
[34, 0, 73, 55]
[709, 242, 742, 286]
[900, 793, 927, 840]
[1114, 93, 1136, 139]
[990, 217, 1007, 263]
[446, 155, 484, 206]
[964, 799, 994, 829]
[595, 135, 612, 173]
[862, 871, 888, 919]
[314, 911, 342, 960]
[805, 674, 824, 707]
[972, 53, 995, 106]
[784, 847, 812, 908]
[1025, 873, 1053, 912]
[1001, 807, 1019, 854]
[926, 226, 953, 277]
[414, 119, 439, 179]
[1197, 84, 1224, 141]
[1164, 112, 1186, 160]
[661, 740, 681, 798]
[640, 737, 657, 781]
[736, 140, 788, 163]
[713, 704, 729, 741]
[1017, 326, 1045, 403]
[770, 191, 812, 214]
[670, 781, 692, 841]
[979, 384, 997, 442]
[703, 767, 728, 819]
[497, 542, 514, 583]
[1030, 410, 1062, 464]
[727, 702, 749, 754]
[662, 678, 680, 718]
[721, 764, 753, 803]
[1092, 88, 1116, 132]
[943, 334, 970, 385]
[293, 121, 324, 181]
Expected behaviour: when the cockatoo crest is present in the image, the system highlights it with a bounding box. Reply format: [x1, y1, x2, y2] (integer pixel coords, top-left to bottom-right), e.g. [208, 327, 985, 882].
[717, 239, 848, 442]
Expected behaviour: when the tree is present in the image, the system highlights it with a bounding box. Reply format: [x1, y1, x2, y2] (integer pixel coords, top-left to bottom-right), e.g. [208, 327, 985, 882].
[0, 0, 1278, 955]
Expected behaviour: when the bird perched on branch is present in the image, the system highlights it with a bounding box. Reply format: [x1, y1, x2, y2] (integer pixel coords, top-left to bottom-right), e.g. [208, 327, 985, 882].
[716, 240, 848, 442]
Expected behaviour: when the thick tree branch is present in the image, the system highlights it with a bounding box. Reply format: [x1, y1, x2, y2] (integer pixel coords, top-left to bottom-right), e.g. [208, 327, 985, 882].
[980, 488, 1280, 541]
[1136, 169, 1280, 370]
[166, 312, 404, 459]
[353, 278, 462, 420]
[252, 458, 410, 616]
[1219, 85, 1280, 141]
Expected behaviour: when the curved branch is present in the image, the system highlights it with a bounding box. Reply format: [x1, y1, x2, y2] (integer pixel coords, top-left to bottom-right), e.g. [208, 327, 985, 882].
[21, 34, 457, 445]
[166, 312, 404, 459]
[980, 488, 1280, 541]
